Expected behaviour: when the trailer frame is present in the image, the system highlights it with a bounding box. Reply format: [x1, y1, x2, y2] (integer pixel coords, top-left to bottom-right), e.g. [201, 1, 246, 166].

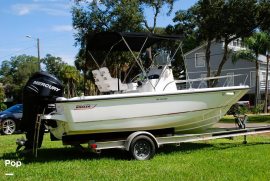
[88, 124, 270, 160]
[16, 115, 270, 160]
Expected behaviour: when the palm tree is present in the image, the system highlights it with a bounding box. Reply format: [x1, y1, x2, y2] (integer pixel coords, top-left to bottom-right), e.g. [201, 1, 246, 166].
[232, 32, 270, 108]
[60, 64, 81, 98]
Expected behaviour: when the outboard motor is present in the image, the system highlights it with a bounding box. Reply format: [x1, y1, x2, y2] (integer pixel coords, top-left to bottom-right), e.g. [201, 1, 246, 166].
[20, 71, 63, 150]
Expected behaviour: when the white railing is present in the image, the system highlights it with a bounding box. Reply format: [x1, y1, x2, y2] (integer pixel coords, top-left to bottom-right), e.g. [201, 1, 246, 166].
[260, 81, 270, 90]
[174, 74, 248, 90]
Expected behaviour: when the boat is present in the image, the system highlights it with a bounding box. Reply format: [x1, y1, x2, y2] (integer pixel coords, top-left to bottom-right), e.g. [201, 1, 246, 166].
[21, 32, 249, 147]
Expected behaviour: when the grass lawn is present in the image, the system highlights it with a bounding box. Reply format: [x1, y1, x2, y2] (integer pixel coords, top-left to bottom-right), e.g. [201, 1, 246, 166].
[220, 114, 270, 123]
[1, 133, 270, 181]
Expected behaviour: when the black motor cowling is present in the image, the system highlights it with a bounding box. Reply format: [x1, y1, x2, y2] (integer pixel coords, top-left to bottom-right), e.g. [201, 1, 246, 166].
[23, 71, 63, 100]
[21, 71, 63, 149]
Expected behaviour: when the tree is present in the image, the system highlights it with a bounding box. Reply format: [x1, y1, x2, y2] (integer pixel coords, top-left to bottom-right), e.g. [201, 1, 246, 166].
[41, 54, 83, 97]
[258, 0, 270, 33]
[60, 64, 81, 98]
[0, 60, 13, 90]
[41, 54, 66, 79]
[0, 85, 7, 111]
[140, 0, 176, 64]
[258, 0, 270, 111]
[141, 0, 175, 33]
[232, 32, 270, 107]
[72, 0, 177, 95]
[0, 55, 39, 103]
[172, 0, 259, 87]
[72, 0, 144, 95]
[213, 0, 259, 87]
[171, 1, 224, 85]
[72, 0, 144, 47]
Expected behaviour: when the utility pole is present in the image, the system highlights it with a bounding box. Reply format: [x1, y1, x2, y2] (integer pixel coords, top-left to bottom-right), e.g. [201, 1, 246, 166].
[26, 35, 41, 71]
[37, 38, 40, 71]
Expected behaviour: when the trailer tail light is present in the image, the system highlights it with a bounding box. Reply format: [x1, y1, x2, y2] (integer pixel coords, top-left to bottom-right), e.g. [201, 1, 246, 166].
[90, 144, 97, 149]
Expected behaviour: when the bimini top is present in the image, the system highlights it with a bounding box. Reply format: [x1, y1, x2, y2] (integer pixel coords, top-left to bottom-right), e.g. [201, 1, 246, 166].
[86, 32, 183, 52]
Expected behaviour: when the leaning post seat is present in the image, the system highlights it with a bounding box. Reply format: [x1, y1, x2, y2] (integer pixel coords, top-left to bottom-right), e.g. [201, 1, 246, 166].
[92, 70, 103, 82]
[99, 67, 112, 80]
[92, 67, 128, 93]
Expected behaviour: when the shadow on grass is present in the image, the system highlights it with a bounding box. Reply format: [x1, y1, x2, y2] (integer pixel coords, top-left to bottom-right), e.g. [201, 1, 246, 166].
[1, 140, 270, 163]
[1, 146, 132, 164]
[211, 141, 270, 150]
[158, 142, 212, 155]
[157, 140, 270, 155]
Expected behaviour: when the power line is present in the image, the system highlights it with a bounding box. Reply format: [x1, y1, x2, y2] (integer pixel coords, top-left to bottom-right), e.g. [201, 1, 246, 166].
[0, 46, 36, 60]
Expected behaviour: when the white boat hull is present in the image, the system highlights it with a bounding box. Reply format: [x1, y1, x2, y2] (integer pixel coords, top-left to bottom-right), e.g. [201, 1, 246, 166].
[44, 86, 249, 139]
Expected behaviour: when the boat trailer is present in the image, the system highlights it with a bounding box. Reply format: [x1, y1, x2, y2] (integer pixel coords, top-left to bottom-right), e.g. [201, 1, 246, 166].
[16, 115, 270, 160]
[77, 115, 270, 160]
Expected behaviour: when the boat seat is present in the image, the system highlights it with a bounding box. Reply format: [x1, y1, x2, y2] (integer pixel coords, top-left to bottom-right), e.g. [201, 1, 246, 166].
[95, 78, 128, 92]
[92, 67, 128, 93]
[100, 67, 110, 74]
[92, 70, 103, 82]
[95, 81, 112, 92]
[99, 67, 112, 80]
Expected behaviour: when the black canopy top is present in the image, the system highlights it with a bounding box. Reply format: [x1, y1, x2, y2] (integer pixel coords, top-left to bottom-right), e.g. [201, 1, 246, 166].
[86, 32, 183, 52]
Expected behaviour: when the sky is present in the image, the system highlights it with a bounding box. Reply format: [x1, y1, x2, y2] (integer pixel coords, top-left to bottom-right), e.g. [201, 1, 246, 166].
[0, 0, 197, 66]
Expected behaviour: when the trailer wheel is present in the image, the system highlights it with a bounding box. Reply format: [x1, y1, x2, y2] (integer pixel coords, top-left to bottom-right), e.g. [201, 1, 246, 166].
[130, 135, 156, 160]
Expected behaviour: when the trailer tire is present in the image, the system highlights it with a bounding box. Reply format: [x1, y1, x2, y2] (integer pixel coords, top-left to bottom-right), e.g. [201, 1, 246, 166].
[130, 135, 156, 160]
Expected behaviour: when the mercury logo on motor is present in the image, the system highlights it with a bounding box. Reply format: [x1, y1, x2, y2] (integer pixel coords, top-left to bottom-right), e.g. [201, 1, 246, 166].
[33, 81, 60, 92]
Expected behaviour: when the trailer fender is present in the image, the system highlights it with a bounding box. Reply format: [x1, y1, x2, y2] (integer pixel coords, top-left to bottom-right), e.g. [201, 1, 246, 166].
[125, 131, 159, 151]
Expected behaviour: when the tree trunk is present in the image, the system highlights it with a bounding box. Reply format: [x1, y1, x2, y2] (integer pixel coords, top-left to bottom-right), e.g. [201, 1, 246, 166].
[83, 68, 86, 96]
[264, 55, 269, 113]
[255, 56, 260, 107]
[67, 79, 70, 98]
[72, 80, 76, 97]
[205, 39, 212, 87]
[212, 40, 229, 87]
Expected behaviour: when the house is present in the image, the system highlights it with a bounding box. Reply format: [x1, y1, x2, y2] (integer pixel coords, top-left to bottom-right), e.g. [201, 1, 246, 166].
[183, 39, 269, 105]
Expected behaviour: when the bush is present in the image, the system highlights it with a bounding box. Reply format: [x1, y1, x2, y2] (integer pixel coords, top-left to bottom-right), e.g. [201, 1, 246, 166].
[227, 104, 250, 115]
[251, 104, 264, 114]
[0, 86, 6, 111]
[0, 103, 7, 111]
[238, 106, 249, 115]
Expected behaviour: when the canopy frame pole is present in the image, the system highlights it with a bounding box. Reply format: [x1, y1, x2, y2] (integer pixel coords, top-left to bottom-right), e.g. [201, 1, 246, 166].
[136, 37, 149, 72]
[123, 62, 136, 83]
[101, 39, 123, 67]
[88, 51, 100, 69]
[123, 37, 149, 83]
[121, 36, 147, 77]
[179, 41, 191, 87]
[121, 36, 156, 91]
[170, 41, 183, 62]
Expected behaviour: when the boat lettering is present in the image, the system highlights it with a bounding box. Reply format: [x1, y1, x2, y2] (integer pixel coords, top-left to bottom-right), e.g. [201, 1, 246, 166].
[156, 97, 168, 101]
[33, 81, 60, 92]
[74, 104, 97, 110]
